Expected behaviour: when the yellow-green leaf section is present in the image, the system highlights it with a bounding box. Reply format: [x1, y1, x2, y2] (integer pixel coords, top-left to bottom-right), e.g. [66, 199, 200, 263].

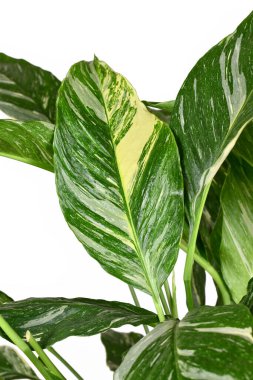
[54, 58, 183, 318]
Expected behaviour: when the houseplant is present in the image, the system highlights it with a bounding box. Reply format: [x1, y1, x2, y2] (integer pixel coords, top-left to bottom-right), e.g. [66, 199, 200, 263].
[0, 9, 253, 379]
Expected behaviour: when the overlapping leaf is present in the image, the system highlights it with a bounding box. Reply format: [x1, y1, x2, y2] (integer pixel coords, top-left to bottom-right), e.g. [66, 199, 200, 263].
[101, 330, 143, 371]
[0, 291, 13, 305]
[241, 277, 253, 313]
[0, 120, 54, 171]
[0, 346, 39, 380]
[0, 53, 60, 122]
[115, 304, 253, 379]
[54, 58, 184, 307]
[170, 11, 253, 226]
[220, 158, 253, 302]
[0, 297, 158, 347]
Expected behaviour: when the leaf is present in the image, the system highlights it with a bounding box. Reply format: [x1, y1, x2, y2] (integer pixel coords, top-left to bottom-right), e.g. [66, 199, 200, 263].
[240, 278, 253, 313]
[143, 100, 175, 124]
[0, 346, 39, 380]
[170, 11, 253, 225]
[0, 292, 13, 305]
[0, 297, 158, 347]
[0, 53, 60, 122]
[191, 262, 205, 307]
[220, 158, 253, 302]
[233, 122, 253, 167]
[115, 304, 253, 380]
[54, 57, 184, 310]
[101, 330, 143, 371]
[0, 120, 54, 171]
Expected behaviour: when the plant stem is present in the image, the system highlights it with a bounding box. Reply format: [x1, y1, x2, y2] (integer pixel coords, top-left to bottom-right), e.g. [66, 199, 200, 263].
[0, 315, 53, 380]
[172, 272, 178, 318]
[47, 347, 84, 380]
[180, 244, 231, 305]
[26, 331, 66, 380]
[184, 185, 211, 310]
[164, 281, 174, 317]
[128, 285, 149, 333]
[159, 288, 171, 316]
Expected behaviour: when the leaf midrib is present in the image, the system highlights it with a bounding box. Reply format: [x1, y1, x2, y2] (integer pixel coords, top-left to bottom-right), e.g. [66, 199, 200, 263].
[96, 73, 156, 297]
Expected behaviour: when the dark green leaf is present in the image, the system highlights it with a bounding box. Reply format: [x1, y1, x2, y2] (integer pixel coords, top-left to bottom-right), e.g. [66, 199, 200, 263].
[0, 292, 13, 305]
[0, 346, 39, 380]
[101, 330, 143, 371]
[220, 159, 253, 302]
[233, 122, 253, 166]
[54, 57, 184, 309]
[240, 278, 253, 313]
[170, 11, 253, 226]
[0, 53, 60, 122]
[191, 262, 205, 307]
[0, 297, 158, 347]
[115, 304, 253, 379]
[0, 120, 54, 171]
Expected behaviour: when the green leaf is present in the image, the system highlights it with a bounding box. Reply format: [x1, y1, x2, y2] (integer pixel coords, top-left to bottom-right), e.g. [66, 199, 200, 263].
[0, 53, 60, 122]
[115, 304, 253, 379]
[101, 330, 143, 371]
[143, 100, 175, 124]
[241, 278, 253, 313]
[0, 297, 158, 347]
[220, 158, 253, 302]
[0, 345, 39, 380]
[54, 57, 184, 316]
[170, 11, 253, 224]
[0, 292, 13, 305]
[233, 122, 253, 167]
[0, 120, 54, 171]
[191, 262, 205, 307]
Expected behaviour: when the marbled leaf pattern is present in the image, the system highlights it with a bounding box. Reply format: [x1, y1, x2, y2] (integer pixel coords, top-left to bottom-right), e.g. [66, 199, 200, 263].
[54, 58, 184, 306]
[0, 297, 158, 347]
[115, 305, 253, 379]
[0, 120, 54, 171]
[170, 12, 253, 226]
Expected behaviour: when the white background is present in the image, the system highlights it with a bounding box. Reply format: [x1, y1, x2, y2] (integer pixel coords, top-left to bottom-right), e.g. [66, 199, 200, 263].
[0, 1, 252, 379]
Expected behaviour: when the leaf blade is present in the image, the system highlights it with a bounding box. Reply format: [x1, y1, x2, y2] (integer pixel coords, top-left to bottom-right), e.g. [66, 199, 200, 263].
[0, 120, 54, 171]
[0, 297, 158, 347]
[0, 346, 39, 380]
[54, 58, 184, 307]
[0, 53, 60, 122]
[170, 12, 253, 224]
[115, 304, 253, 379]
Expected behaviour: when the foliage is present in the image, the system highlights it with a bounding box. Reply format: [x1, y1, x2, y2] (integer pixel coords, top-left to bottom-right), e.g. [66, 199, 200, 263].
[0, 11, 253, 380]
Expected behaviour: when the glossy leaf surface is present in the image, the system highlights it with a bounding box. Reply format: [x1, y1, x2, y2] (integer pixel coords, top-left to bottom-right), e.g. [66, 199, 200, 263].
[0, 346, 39, 380]
[143, 100, 175, 123]
[0, 53, 60, 122]
[0, 120, 54, 171]
[0, 297, 158, 347]
[115, 304, 253, 379]
[54, 58, 183, 304]
[170, 12, 253, 224]
[220, 159, 253, 302]
[101, 330, 143, 371]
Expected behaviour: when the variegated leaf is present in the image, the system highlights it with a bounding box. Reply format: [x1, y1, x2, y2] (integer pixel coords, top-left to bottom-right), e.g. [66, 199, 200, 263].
[241, 278, 253, 314]
[170, 11, 253, 225]
[115, 304, 253, 380]
[54, 58, 184, 313]
[0, 120, 54, 171]
[220, 158, 253, 302]
[101, 330, 143, 371]
[0, 346, 39, 380]
[0, 53, 60, 122]
[0, 297, 158, 347]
